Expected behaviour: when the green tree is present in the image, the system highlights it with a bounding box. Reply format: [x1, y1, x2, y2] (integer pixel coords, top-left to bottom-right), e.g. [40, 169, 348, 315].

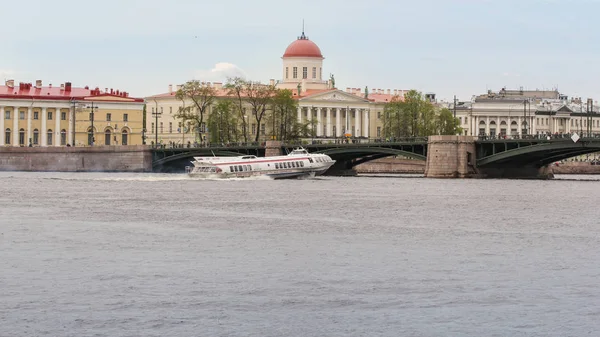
[382, 90, 438, 138]
[224, 77, 249, 143]
[436, 108, 463, 135]
[243, 81, 277, 142]
[268, 89, 308, 142]
[174, 80, 217, 143]
[207, 100, 240, 144]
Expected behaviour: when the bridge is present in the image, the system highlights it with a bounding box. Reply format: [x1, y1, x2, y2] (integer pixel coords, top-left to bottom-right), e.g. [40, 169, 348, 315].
[151, 135, 600, 178]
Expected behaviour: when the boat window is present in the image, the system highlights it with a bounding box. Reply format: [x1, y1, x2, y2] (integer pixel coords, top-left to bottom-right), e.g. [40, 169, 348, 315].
[230, 166, 234, 172]
[275, 163, 279, 169]
[309, 158, 313, 163]
[238, 165, 243, 172]
[301, 161, 304, 167]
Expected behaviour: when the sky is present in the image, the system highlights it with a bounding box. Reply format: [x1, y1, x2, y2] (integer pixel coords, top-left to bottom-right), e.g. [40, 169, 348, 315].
[1, 0, 599, 102]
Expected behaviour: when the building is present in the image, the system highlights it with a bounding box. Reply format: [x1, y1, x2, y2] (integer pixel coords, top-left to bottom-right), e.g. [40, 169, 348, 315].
[146, 30, 410, 145]
[441, 87, 600, 137]
[0, 80, 145, 147]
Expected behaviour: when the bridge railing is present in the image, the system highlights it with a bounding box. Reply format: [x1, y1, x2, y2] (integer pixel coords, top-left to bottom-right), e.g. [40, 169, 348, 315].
[477, 132, 600, 141]
[151, 137, 429, 149]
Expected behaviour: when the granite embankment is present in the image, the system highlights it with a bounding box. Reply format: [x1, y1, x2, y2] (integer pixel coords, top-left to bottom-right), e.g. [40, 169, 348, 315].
[356, 157, 600, 175]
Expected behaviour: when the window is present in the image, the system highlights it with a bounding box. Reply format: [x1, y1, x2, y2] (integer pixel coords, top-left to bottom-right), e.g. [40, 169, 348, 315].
[105, 129, 111, 145]
[123, 113, 128, 122]
[169, 107, 172, 114]
[151, 107, 155, 113]
[19, 128, 25, 146]
[33, 129, 39, 145]
[312, 67, 316, 79]
[169, 122, 173, 133]
[47, 129, 53, 145]
[151, 123, 154, 133]
[286, 67, 289, 79]
[87, 128, 93, 145]
[34, 112, 39, 120]
[293, 67, 298, 79]
[47, 111, 52, 120]
[5, 128, 10, 145]
[377, 127, 381, 138]
[302, 67, 307, 79]
[160, 107, 164, 113]
[377, 111, 381, 119]
[89, 113, 93, 121]
[5, 111, 10, 119]
[106, 113, 112, 121]
[160, 122, 163, 133]
[261, 124, 265, 135]
[61, 111, 66, 120]
[121, 129, 128, 145]
[252, 123, 256, 135]
[319, 67, 322, 79]
[19, 111, 25, 120]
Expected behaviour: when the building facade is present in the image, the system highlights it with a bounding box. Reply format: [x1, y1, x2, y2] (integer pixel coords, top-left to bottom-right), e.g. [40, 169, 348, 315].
[440, 88, 600, 137]
[146, 31, 409, 145]
[0, 80, 145, 147]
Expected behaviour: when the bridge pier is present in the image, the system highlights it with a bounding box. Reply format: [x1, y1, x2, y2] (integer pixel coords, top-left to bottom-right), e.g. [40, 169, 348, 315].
[265, 141, 282, 157]
[425, 136, 479, 178]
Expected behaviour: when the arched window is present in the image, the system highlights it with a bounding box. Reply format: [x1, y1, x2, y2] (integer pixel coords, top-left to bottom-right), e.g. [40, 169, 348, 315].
[5, 128, 10, 145]
[61, 129, 67, 146]
[105, 129, 112, 145]
[47, 129, 53, 146]
[33, 129, 39, 145]
[121, 129, 128, 145]
[19, 128, 25, 146]
[87, 127, 94, 145]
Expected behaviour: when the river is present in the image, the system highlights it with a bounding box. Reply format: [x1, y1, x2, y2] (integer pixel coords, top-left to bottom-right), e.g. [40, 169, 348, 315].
[1, 172, 599, 337]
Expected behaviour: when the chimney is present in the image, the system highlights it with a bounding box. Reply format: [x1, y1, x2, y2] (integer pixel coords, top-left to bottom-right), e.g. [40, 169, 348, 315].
[269, 79, 275, 86]
[105, 88, 108, 93]
[346, 87, 351, 93]
[393, 89, 398, 95]
[387, 89, 391, 95]
[168, 84, 173, 93]
[65, 82, 72, 92]
[6, 79, 14, 88]
[35, 80, 42, 88]
[60, 83, 65, 91]
[213, 82, 222, 90]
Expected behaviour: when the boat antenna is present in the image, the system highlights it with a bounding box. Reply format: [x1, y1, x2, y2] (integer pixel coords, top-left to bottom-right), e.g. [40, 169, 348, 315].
[210, 150, 216, 157]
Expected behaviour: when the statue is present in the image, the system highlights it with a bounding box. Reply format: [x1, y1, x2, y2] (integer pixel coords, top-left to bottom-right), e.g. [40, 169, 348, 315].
[364, 86, 369, 99]
[329, 74, 335, 88]
[297, 83, 302, 95]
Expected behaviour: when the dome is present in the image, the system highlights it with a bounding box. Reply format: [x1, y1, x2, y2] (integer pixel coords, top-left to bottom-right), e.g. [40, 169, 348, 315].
[282, 32, 323, 58]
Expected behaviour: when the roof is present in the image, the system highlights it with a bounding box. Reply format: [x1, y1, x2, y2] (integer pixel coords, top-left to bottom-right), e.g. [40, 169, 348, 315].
[0, 82, 144, 102]
[283, 33, 323, 58]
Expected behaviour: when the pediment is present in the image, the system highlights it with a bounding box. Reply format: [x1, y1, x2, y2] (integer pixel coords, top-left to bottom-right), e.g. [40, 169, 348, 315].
[556, 105, 572, 113]
[302, 90, 369, 103]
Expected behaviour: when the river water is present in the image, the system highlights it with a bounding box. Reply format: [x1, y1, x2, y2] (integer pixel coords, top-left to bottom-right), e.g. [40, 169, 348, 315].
[1, 172, 599, 337]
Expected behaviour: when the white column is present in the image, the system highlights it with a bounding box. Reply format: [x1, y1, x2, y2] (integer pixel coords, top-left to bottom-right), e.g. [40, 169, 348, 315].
[55, 108, 61, 146]
[316, 107, 322, 137]
[485, 116, 490, 135]
[297, 106, 302, 123]
[355, 108, 361, 137]
[474, 116, 478, 135]
[363, 109, 369, 138]
[335, 108, 341, 137]
[27, 107, 32, 146]
[326, 108, 331, 137]
[0, 106, 4, 146]
[41, 107, 47, 146]
[13, 107, 19, 145]
[68, 106, 74, 146]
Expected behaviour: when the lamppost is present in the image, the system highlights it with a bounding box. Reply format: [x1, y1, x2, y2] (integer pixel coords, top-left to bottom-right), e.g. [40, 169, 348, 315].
[152, 99, 161, 148]
[87, 102, 97, 146]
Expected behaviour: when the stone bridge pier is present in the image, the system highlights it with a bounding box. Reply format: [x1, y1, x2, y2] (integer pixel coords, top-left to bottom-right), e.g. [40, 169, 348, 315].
[425, 136, 479, 178]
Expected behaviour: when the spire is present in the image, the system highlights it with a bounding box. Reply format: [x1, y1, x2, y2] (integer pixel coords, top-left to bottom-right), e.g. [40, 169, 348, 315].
[299, 19, 308, 40]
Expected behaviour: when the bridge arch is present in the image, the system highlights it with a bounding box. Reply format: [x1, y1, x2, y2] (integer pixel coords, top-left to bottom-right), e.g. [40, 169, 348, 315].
[478, 141, 600, 167]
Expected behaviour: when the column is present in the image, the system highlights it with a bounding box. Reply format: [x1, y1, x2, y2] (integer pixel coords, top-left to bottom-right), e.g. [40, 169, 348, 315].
[0, 106, 4, 146]
[335, 108, 341, 137]
[326, 108, 331, 137]
[532, 116, 537, 134]
[13, 107, 19, 145]
[27, 107, 32, 146]
[363, 109, 369, 138]
[68, 106, 74, 146]
[517, 116, 522, 136]
[55, 108, 61, 146]
[355, 108, 361, 137]
[297, 106, 302, 123]
[485, 116, 490, 135]
[473, 116, 478, 135]
[41, 107, 47, 146]
[316, 107, 322, 137]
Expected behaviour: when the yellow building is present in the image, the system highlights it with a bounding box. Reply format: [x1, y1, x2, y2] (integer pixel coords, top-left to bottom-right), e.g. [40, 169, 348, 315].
[0, 80, 145, 147]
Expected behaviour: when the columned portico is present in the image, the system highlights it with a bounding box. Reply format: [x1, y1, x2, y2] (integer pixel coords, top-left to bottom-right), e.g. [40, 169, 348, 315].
[363, 109, 369, 138]
[355, 108, 361, 137]
[326, 108, 331, 137]
[316, 107, 322, 136]
[335, 108, 341, 137]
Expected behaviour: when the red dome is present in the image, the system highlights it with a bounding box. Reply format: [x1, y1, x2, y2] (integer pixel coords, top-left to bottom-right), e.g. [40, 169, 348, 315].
[283, 34, 323, 58]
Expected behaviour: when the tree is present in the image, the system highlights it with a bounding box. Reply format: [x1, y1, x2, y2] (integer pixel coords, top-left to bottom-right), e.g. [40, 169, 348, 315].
[207, 100, 240, 144]
[174, 80, 217, 143]
[225, 77, 249, 143]
[268, 89, 308, 142]
[436, 108, 463, 135]
[243, 81, 277, 142]
[382, 90, 438, 138]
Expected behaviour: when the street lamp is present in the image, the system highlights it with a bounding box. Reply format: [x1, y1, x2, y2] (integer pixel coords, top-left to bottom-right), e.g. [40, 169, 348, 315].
[87, 102, 97, 146]
[152, 99, 161, 148]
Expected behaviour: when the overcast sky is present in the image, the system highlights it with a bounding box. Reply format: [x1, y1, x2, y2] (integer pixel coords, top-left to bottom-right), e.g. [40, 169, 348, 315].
[1, 0, 599, 101]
